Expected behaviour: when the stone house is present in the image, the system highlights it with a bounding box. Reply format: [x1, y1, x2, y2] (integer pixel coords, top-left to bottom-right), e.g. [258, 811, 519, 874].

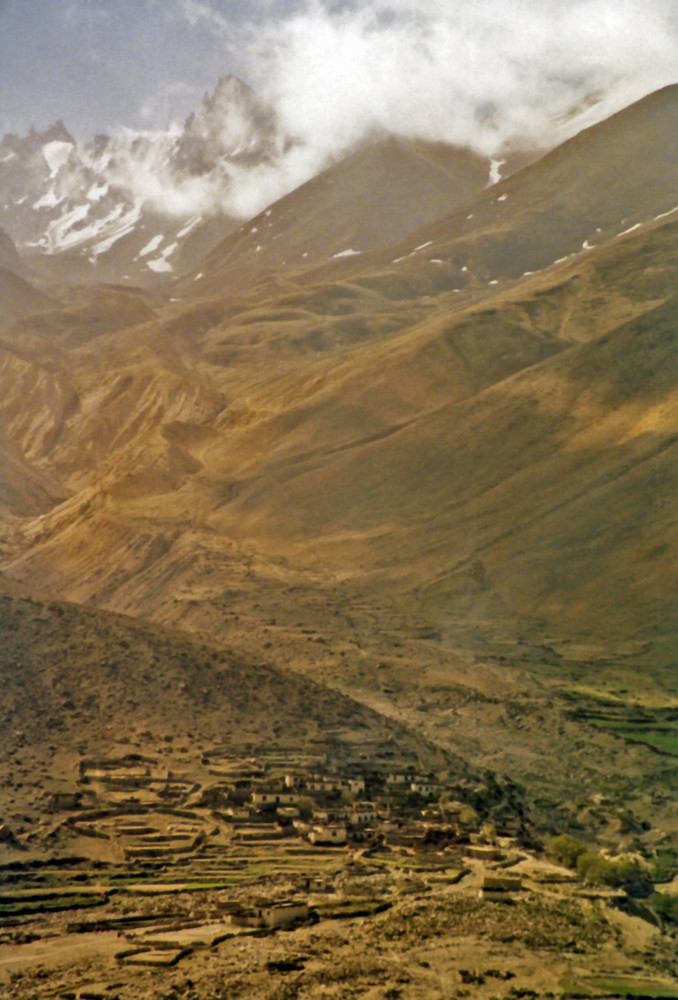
[227, 899, 310, 929]
[351, 801, 378, 825]
[277, 806, 300, 822]
[410, 780, 438, 797]
[305, 775, 343, 794]
[251, 790, 297, 808]
[478, 874, 523, 901]
[309, 823, 347, 846]
[313, 806, 349, 824]
[49, 790, 82, 812]
[466, 845, 504, 861]
[385, 774, 409, 787]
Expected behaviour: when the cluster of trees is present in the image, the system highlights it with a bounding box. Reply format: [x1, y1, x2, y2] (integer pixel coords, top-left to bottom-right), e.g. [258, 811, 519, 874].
[546, 834, 643, 887]
[546, 835, 678, 923]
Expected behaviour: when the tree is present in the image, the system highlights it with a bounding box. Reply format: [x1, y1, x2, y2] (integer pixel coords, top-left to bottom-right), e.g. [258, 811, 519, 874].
[546, 833, 587, 869]
[576, 852, 642, 887]
[649, 892, 678, 924]
[295, 796, 314, 820]
[458, 805, 479, 831]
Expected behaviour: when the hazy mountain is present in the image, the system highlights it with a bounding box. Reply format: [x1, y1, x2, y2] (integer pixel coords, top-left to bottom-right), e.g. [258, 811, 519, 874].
[183, 136, 497, 299]
[0, 76, 519, 290]
[0, 77, 284, 286]
[174, 74, 282, 174]
[0, 226, 58, 327]
[287, 83, 678, 302]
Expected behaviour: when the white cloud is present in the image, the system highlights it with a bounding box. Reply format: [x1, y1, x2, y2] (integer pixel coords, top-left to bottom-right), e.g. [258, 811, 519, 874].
[240, 0, 678, 156]
[83, 0, 678, 222]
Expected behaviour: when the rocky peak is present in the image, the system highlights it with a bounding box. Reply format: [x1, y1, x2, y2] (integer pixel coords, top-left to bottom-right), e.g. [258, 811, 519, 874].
[175, 75, 280, 175]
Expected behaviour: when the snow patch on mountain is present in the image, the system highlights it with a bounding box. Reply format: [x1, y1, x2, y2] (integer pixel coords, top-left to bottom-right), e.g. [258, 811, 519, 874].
[146, 239, 178, 273]
[176, 215, 202, 239]
[0, 77, 288, 270]
[147, 256, 173, 273]
[90, 203, 143, 256]
[653, 205, 678, 221]
[33, 188, 64, 210]
[42, 140, 74, 177]
[616, 222, 642, 237]
[138, 234, 165, 257]
[488, 159, 505, 185]
[35, 204, 91, 253]
[87, 182, 109, 202]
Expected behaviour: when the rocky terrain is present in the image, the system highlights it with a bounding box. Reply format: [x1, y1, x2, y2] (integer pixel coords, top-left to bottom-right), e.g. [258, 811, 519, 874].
[1, 79, 678, 997]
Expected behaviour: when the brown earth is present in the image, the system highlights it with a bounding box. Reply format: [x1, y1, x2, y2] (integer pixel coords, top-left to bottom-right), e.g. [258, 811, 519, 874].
[1, 84, 678, 850]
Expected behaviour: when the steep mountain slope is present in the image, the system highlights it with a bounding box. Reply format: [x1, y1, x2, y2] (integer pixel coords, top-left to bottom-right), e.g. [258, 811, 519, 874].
[2, 213, 676, 640]
[0, 225, 23, 270]
[0, 223, 60, 327]
[184, 138, 495, 298]
[1, 86, 677, 820]
[209, 292, 678, 626]
[0, 268, 57, 328]
[0, 579, 442, 762]
[0, 77, 499, 291]
[286, 83, 678, 303]
[0, 434, 65, 521]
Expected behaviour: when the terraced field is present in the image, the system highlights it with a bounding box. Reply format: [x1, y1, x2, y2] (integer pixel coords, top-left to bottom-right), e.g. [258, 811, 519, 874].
[563, 690, 678, 756]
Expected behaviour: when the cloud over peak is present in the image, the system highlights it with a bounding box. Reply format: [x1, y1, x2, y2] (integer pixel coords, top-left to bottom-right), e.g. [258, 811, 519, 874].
[235, 0, 678, 157]
[87, 0, 678, 222]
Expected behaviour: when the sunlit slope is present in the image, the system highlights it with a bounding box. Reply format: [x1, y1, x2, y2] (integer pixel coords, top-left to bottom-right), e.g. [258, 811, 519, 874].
[2, 216, 676, 647]
[209, 294, 678, 630]
[1, 86, 676, 648]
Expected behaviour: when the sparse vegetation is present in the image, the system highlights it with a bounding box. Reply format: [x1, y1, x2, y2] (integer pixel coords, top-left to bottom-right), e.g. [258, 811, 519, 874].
[649, 849, 678, 883]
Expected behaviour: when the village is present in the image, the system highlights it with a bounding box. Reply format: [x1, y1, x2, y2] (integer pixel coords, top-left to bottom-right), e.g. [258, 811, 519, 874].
[40, 741, 528, 859]
[1, 743, 675, 999]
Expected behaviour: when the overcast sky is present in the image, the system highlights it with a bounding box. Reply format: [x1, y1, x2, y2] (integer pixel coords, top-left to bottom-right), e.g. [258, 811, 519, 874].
[1, 0, 677, 150]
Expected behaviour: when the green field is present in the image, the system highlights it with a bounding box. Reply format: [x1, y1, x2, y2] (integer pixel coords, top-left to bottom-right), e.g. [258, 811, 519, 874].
[563, 975, 678, 998]
[561, 690, 678, 757]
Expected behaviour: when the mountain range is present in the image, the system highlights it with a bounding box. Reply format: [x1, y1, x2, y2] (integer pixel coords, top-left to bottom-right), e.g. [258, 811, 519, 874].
[1, 79, 677, 847]
[0, 75, 513, 291]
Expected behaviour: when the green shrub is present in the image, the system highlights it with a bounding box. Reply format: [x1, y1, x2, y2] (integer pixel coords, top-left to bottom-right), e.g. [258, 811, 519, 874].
[295, 796, 314, 820]
[576, 853, 616, 884]
[546, 834, 587, 869]
[576, 853, 642, 887]
[458, 805, 479, 830]
[649, 892, 678, 923]
[649, 850, 678, 883]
